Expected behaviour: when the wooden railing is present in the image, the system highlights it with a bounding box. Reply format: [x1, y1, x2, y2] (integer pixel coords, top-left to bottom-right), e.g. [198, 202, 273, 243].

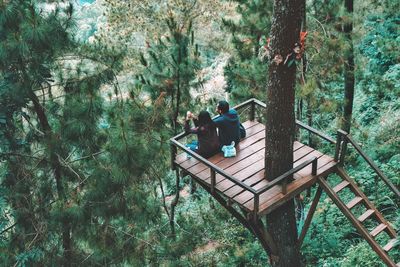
[247, 98, 336, 145]
[170, 98, 336, 215]
[251, 99, 399, 200]
[335, 130, 400, 199]
[252, 157, 318, 214]
[170, 139, 257, 196]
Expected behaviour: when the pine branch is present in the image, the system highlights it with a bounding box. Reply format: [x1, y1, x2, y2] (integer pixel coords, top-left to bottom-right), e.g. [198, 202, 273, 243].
[67, 150, 105, 163]
[57, 154, 84, 183]
[0, 152, 43, 160]
[150, 166, 170, 218]
[107, 225, 156, 248]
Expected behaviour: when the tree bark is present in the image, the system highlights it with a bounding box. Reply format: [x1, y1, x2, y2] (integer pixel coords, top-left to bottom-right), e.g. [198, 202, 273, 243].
[264, 0, 302, 266]
[29, 91, 72, 265]
[342, 0, 354, 133]
[169, 170, 180, 238]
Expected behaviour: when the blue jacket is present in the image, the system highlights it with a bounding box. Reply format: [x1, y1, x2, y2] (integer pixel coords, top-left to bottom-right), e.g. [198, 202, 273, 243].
[213, 109, 241, 146]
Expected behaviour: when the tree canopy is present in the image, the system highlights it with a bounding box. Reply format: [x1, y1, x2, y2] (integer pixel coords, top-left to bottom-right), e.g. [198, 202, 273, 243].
[0, 0, 398, 266]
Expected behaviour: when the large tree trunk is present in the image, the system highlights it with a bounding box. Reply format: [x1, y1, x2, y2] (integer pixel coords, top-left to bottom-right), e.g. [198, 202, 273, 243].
[264, 0, 302, 266]
[29, 91, 72, 265]
[342, 0, 354, 133]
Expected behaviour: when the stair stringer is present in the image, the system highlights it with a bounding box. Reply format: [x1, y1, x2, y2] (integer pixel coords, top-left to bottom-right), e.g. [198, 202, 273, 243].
[318, 167, 397, 267]
[336, 167, 397, 237]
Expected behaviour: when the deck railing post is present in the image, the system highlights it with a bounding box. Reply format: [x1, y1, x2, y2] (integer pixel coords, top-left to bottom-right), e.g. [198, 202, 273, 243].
[254, 193, 259, 216]
[312, 157, 318, 175]
[211, 169, 216, 194]
[334, 131, 342, 161]
[282, 178, 287, 194]
[170, 142, 177, 170]
[337, 130, 349, 166]
[339, 138, 348, 167]
[250, 100, 256, 121]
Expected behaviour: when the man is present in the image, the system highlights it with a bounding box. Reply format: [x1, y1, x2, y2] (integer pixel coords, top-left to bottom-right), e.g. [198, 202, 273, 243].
[213, 100, 244, 147]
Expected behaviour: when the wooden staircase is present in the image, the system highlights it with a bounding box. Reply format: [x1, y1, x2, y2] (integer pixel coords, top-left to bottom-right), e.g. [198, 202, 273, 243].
[318, 167, 399, 267]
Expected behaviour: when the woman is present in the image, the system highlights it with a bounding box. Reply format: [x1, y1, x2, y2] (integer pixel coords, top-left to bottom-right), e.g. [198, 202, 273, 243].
[184, 110, 220, 158]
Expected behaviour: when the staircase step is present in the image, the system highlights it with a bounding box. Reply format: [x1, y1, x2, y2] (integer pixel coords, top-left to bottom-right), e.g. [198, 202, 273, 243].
[358, 209, 375, 222]
[383, 238, 398, 252]
[370, 223, 387, 237]
[333, 180, 350, 193]
[346, 197, 363, 209]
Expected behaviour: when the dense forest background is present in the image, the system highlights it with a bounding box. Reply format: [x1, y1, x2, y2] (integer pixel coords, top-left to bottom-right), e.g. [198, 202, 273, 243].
[0, 0, 398, 266]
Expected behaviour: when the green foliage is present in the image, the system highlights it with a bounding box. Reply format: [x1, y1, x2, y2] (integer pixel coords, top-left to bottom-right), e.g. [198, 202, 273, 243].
[0, 1, 165, 265]
[359, 15, 400, 100]
[137, 15, 201, 132]
[223, 0, 273, 102]
[340, 242, 386, 267]
[0, 0, 399, 266]
[302, 196, 353, 265]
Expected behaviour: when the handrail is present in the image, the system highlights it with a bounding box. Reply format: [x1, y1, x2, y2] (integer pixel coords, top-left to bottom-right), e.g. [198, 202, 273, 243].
[172, 98, 256, 141]
[256, 157, 318, 195]
[337, 131, 400, 199]
[252, 98, 267, 108]
[171, 98, 337, 144]
[250, 98, 337, 144]
[170, 138, 257, 194]
[295, 120, 336, 144]
[232, 98, 257, 110]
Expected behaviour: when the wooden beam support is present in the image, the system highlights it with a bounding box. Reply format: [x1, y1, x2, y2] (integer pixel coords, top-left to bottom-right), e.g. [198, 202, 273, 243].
[298, 185, 323, 247]
[192, 174, 256, 236]
[255, 218, 278, 255]
[184, 167, 279, 259]
[210, 169, 216, 194]
[247, 217, 278, 258]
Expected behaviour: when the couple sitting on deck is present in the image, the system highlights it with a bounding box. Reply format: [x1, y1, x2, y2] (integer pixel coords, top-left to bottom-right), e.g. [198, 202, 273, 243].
[184, 100, 245, 158]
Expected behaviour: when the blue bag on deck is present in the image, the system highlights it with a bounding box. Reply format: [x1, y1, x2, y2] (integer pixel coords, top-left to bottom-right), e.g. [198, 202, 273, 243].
[221, 141, 236, 158]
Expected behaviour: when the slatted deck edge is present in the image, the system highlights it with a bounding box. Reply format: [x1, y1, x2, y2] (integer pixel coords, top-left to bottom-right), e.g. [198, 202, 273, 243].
[173, 120, 338, 217]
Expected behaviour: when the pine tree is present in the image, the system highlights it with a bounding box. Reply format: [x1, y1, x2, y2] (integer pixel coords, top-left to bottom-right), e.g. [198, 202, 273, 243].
[341, 0, 355, 133]
[138, 16, 201, 134]
[136, 12, 202, 237]
[223, 0, 273, 102]
[0, 1, 75, 264]
[264, 0, 303, 266]
[0, 1, 163, 265]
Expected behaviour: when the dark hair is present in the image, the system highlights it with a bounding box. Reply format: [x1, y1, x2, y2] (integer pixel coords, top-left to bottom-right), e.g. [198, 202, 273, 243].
[197, 110, 213, 126]
[217, 100, 229, 113]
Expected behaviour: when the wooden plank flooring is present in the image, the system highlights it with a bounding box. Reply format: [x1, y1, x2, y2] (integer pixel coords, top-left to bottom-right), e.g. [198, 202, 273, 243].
[174, 120, 337, 216]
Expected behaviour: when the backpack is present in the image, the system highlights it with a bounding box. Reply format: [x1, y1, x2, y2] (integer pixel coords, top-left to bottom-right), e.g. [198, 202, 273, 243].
[239, 123, 246, 139]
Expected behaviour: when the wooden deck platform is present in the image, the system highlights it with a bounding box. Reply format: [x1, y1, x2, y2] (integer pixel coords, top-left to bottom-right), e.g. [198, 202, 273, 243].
[174, 120, 338, 216]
